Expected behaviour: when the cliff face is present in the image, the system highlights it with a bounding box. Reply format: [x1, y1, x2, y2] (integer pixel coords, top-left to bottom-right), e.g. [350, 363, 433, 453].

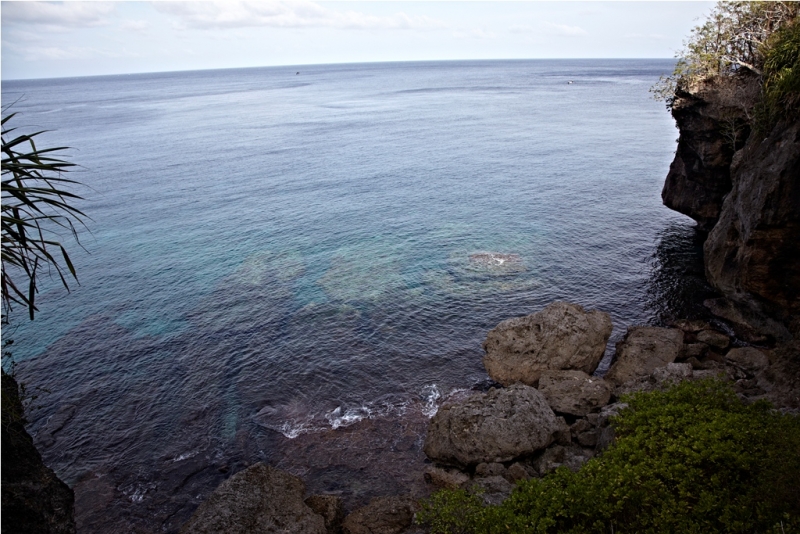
[664, 75, 799, 339]
[705, 118, 800, 328]
[1, 371, 76, 534]
[662, 74, 760, 231]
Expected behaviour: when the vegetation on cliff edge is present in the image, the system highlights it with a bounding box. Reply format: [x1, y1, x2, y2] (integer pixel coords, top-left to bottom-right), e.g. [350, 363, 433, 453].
[652, 1, 799, 120]
[418, 379, 800, 534]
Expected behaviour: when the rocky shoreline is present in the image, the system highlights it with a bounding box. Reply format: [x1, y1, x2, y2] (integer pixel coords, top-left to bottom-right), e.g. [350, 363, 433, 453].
[169, 299, 798, 533]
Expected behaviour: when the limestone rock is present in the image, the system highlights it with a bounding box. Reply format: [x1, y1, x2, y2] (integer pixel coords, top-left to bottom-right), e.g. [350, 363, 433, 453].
[726, 347, 770, 374]
[342, 496, 416, 534]
[1, 371, 76, 534]
[652, 362, 694, 385]
[474, 462, 506, 478]
[704, 117, 800, 330]
[423, 467, 469, 490]
[505, 463, 533, 483]
[180, 463, 326, 534]
[661, 74, 760, 230]
[482, 302, 612, 386]
[533, 445, 593, 476]
[423, 385, 561, 467]
[305, 495, 344, 534]
[537, 370, 612, 416]
[696, 329, 730, 350]
[470, 476, 514, 506]
[604, 327, 684, 385]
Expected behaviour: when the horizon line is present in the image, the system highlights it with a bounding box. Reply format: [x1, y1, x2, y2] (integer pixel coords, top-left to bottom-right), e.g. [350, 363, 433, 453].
[2, 57, 677, 83]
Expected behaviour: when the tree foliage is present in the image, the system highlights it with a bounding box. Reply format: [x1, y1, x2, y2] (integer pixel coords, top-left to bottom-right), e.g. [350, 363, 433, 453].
[417, 379, 800, 534]
[652, 1, 799, 105]
[1, 112, 86, 321]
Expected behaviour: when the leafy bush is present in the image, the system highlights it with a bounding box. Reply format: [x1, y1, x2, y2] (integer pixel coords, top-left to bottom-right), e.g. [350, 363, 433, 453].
[418, 379, 800, 534]
[652, 2, 798, 106]
[756, 19, 800, 129]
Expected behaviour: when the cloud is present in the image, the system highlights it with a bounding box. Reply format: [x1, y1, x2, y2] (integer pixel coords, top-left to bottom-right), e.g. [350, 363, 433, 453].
[452, 28, 495, 40]
[153, 1, 442, 31]
[546, 23, 588, 37]
[509, 24, 534, 34]
[2, 2, 115, 29]
[121, 20, 150, 33]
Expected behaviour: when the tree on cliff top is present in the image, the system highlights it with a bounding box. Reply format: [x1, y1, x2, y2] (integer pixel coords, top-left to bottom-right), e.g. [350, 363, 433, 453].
[652, 1, 798, 105]
[1, 112, 86, 322]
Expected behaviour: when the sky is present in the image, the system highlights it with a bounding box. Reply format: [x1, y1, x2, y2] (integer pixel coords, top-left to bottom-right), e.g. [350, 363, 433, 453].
[1, 1, 715, 80]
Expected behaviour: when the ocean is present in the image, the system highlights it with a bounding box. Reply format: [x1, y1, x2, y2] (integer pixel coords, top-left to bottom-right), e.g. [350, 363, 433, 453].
[2, 59, 714, 531]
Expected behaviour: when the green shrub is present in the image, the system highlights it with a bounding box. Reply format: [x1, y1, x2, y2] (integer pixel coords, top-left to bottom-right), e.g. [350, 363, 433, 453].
[417, 379, 800, 534]
[756, 20, 800, 131]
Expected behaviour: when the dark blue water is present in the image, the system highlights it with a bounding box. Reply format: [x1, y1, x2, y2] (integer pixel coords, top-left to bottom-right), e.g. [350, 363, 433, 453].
[2, 60, 708, 532]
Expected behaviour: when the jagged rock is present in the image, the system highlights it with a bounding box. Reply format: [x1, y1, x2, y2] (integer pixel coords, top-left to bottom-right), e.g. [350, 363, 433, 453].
[704, 117, 800, 331]
[696, 330, 730, 350]
[505, 463, 532, 483]
[475, 462, 506, 478]
[1, 371, 76, 534]
[597, 403, 628, 426]
[682, 343, 708, 359]
[672, 319, 712, 333]
[533, 445, 593, 476]
[662, 73, 760, 230]
[470, 476, 514, 506]
[576, 430, 598, 448]
[652, 362, 694, 385]
[605, 327, 684, 385]
[423, 385, 561, 467]
[537, 370, 612, 416]
[726, 347, 770, 374]
[569, 419, 592, 438]
[305, 495, 344, 534]
[423, 467, 469, 490]
[180, 463, 325, 534]
[703, 298, 790, 345]
[482, 302, 612, 386]
[342, 496, 416, 534]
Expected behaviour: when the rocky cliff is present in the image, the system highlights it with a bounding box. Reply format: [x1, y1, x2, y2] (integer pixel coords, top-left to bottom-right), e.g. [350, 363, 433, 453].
[663, 74, 800, 340]
[1, 371, 76, 534]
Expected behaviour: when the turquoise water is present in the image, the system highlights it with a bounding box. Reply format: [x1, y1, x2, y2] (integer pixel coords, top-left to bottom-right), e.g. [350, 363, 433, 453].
[2, 60, 711, 531]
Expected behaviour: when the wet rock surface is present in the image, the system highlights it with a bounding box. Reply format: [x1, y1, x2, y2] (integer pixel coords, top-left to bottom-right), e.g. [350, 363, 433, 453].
[482, 302, 612, 386]
[423, 384, 561, 467]
[605, 327, 684, 385]
[180, 463, 326, 534]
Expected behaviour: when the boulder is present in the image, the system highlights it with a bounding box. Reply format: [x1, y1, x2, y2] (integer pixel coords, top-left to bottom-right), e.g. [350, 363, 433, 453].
[533, 445, 593, 476]
[652, 362, 693, 385]
[696, 329, 730, 350]
[726, 347, 770, 374]
[483, 302, 613, 386]
[342, 496, 416, 534]
[604, 327, 684, 385]
[423, 467, 469, 490]
[305, 495, 344, 534]
[474, 462, 507, 478]
[537, 370, 612, 416]
[423, 385, 561, 467]
[180, 463, 326, 534]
